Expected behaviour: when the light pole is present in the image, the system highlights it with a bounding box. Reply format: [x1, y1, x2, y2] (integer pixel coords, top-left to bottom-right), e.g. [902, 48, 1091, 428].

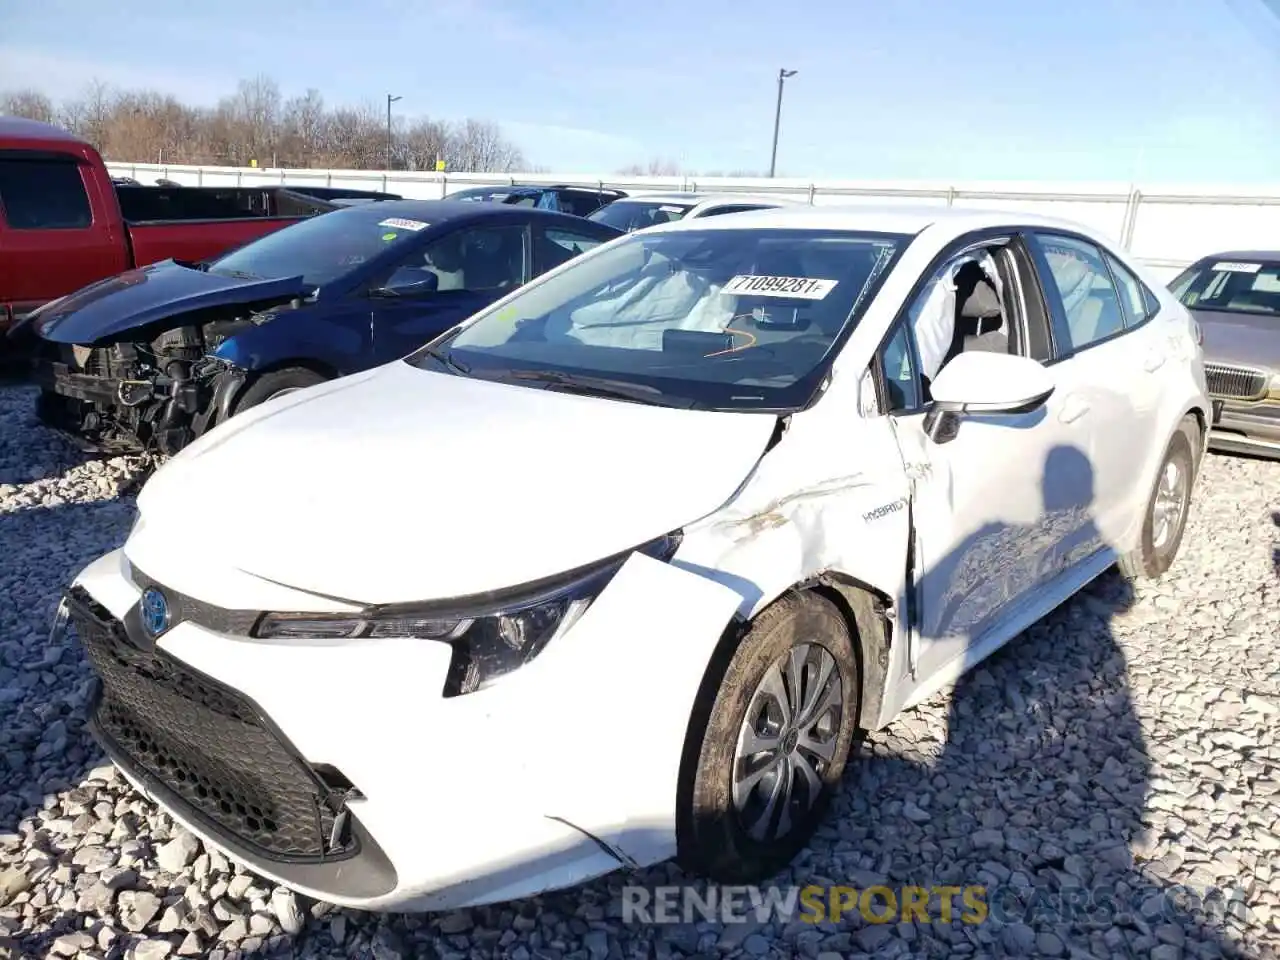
[386, 94, 402, 170]
[769, 68, 797, 178]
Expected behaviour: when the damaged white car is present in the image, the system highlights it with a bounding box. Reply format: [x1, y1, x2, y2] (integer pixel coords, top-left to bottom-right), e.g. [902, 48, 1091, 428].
[59, 205, 1209, 912]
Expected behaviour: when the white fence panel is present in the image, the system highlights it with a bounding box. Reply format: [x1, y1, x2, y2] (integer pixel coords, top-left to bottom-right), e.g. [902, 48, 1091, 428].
[1130, 194, 1280, 268]
[104, 161, 1280, 279]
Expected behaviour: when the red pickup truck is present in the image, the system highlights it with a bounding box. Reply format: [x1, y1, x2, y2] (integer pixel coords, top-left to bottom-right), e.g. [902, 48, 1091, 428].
[0, 116, 393, 335]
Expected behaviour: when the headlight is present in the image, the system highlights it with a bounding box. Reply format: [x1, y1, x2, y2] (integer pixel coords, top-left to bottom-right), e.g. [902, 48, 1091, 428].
[253, 532, 681, 695]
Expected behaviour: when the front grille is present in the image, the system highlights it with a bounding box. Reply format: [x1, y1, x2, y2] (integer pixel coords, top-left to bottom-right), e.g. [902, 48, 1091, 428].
[1205, 362, 1268, 401]
[68, 587, 357, 863]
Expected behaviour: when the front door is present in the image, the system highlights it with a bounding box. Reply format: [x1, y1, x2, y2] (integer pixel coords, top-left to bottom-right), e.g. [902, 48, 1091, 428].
[369, 222, 529, 363]
[878, 238, 1095, 688]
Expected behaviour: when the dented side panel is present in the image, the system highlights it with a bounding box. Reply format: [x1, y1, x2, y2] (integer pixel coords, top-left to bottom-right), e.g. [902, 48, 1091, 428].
[676, 378, 914, 731]
[680, 394, 910, 617]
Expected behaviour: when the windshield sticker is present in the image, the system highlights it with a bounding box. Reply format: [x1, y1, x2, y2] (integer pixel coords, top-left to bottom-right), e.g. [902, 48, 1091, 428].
[381, 232, 398, 241]
[659, 205, 686, 213]
[1214, 261, 1261, 273]
[378, 217, 430, 232]
[723, 275, 838, 299]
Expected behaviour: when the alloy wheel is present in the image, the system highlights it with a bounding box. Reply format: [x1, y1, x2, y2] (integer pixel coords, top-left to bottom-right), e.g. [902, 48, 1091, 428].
[1151, 458, 1188, 551]
[732, 642, 844, 842]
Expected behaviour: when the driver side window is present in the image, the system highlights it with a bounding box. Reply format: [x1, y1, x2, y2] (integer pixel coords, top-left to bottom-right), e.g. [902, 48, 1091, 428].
[377, 224, 528, 295]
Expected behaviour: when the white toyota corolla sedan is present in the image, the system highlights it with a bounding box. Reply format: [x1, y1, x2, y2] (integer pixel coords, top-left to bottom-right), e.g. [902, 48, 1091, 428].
[58, 204, 1209, 912]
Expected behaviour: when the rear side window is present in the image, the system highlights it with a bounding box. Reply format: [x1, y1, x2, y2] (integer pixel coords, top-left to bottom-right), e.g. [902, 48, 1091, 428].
[556, 192, 604, 217]
[0, 158, 93, 230]
[1031, 233, 1127, 354]
[1103, 251, 1156, 328]
[534, 226, 609, 273]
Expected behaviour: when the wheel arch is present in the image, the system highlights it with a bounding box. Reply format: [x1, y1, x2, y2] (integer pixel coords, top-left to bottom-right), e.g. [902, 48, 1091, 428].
[248, 357, 342, 382]
[673, 573, 895, 851]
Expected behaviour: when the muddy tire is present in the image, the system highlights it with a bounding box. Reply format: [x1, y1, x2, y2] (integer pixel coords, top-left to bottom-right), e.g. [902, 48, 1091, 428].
[234, 367, 328, 414]
[676, 592, 859, 883]
[1118, 416, 1198, 580]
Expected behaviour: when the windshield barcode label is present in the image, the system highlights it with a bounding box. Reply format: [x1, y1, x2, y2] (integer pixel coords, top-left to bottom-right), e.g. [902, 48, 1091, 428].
[378, 218, 430, 231]
[1213, 261, 1261, 273]
[723, 275, 838, 299]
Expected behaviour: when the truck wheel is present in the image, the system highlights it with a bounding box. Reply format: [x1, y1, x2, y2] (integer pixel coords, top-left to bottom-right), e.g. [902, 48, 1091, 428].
[1118, 416, 1198, 580]
[677, 592, 859, 883]
[234, 368, 328, 413]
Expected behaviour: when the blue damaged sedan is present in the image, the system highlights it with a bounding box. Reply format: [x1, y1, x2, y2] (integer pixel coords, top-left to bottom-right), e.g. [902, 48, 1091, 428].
[28, 200, 620, 454]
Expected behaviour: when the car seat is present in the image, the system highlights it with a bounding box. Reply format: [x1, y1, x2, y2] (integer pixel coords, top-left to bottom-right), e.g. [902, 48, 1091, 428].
[956, 271, 1009, 354]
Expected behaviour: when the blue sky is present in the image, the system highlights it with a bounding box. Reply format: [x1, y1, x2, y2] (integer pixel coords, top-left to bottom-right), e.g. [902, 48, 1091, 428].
[3, 0, 1280, 182]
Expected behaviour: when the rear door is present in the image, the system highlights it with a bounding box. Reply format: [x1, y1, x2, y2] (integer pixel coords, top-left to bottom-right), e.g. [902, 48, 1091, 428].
[369, 219, 530, 362]
[0, 152, 128, 314]
[1025, 231, 1156, 547]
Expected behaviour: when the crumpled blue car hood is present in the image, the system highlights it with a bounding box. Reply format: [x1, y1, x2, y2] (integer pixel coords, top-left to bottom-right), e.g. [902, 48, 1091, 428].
[32, 259, 308, 345]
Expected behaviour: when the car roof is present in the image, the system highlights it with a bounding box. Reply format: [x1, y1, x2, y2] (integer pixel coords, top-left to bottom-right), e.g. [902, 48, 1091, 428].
[0, 115, 84, 144]
[1192, 250, 1280, 262]
[611, 192, 705, 205]
[331, 198, 583, 225]
[636, 201, 1103, 238]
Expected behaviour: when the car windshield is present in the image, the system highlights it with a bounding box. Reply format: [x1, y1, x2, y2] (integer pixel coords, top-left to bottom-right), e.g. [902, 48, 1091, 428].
[207, 208, 431, 287]
[414, 227, 908, 411]
[589, 200, 697, 233]
[451, 187, 532, 204]
[1171, 258, 1280, 317]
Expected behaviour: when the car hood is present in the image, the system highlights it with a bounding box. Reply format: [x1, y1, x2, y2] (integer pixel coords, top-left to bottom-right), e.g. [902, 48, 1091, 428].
[136, 360, 777, 605]
[1194, 308, 1280, 371]
[32, 259, 308, 344]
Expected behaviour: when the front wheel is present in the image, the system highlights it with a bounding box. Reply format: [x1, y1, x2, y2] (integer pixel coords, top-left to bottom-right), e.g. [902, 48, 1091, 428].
[233, 367, 329, 415]
[676, 592, 859, 883]
[1118, 416, 1198, 580]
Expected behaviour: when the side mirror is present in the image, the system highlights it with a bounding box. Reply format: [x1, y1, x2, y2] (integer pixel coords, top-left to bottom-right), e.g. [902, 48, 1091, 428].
[371, 268, 439, 298]
[923, 352, 1055, 443]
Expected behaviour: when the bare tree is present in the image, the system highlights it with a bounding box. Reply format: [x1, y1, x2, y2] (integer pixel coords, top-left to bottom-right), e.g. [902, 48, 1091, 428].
[616, 158, 684, 177]
[445, 118, 526, 173]
[401, 117, 450, 171]
[0, 89, 56, 124]
[1, 77, 532, 172]
[279, 89, 327, 167]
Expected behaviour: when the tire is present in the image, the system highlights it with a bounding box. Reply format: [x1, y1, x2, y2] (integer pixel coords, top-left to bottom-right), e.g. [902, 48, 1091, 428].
[676, 592, 859, 883]
[1118, 416, 1199, 580]
[233, 367, 329, 414]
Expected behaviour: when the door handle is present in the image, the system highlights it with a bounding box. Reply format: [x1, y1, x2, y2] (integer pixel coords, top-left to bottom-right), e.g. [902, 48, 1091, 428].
[1059, 395, 1090, 424]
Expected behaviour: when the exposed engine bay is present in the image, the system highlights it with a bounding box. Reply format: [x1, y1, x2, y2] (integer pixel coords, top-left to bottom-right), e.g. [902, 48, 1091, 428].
[32, 296, 303, 455]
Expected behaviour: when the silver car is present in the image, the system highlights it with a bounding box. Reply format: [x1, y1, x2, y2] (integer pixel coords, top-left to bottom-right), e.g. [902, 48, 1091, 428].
[1170, 251, 1280, 458]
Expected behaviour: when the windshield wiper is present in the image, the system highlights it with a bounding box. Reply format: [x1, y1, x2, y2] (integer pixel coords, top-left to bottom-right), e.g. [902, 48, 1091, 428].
[421, 346, 471, 375]
[502, 369, 702, 409]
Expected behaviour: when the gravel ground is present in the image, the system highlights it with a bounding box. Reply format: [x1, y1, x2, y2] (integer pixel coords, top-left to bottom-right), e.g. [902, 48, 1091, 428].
[0, 380, 1276, 960]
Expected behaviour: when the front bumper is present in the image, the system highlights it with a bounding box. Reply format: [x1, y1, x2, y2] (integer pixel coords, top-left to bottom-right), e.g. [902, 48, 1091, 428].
[65, 548, 742, 911]
[1208, 398, 1280, 458]
[33, 355, 241, 455]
